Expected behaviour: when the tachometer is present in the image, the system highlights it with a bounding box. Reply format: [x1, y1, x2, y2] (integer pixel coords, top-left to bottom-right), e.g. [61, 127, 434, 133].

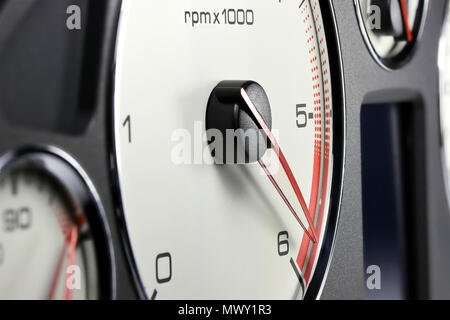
[113, 0, 344, 299]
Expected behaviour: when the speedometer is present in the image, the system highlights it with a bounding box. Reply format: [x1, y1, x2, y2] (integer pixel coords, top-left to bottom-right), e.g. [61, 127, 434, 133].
[113, 0, 344, 299]
[0, 149, 114, 299]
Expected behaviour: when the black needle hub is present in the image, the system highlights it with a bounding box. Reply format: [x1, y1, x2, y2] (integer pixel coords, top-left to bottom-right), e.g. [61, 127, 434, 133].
[206, 81, 272, 164]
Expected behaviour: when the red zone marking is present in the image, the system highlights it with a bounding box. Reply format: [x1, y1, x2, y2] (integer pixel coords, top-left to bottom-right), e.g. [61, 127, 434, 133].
[297, 0, 332, 285]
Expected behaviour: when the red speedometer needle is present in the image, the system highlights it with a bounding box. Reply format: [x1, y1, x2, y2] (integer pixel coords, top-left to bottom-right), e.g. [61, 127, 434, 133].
[47, 238, 69, 300]
[46, 225, 78, 300]
[240, 89, 318, 243]
[400, 0, 413, 42]
[64, 226, 78, 300]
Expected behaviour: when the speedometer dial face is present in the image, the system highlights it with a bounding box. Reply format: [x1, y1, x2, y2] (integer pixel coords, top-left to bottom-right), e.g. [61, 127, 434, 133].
[0, 151, 113, 300]
[114, 0, 341, 299]
[0, 161, 96, 299]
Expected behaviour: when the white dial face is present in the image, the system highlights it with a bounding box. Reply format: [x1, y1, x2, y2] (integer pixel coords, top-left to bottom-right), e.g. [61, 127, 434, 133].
[114, 0, 336, 299]
[0, 165, 98, 300]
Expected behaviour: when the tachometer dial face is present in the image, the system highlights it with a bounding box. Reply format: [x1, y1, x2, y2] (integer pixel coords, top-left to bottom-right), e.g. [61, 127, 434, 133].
[0, 151, 111, 300]
[356, 0, 427, 69]
[114, 0, 342, 299]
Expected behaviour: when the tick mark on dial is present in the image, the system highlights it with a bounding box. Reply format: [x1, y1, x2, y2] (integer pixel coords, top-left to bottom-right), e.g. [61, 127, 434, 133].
[10, 174, 18, 196]
[290, 257, 306, 293]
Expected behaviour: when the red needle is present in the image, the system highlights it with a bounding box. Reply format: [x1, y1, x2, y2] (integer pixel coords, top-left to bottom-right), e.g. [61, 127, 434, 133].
[47, 238, 69, 300]
[241, 89, 318, 243]
[64, 226, 78, 300]
[400, 0, 413, 42]
[47, 206, 85, 300]
[46, 225, 78, 300]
